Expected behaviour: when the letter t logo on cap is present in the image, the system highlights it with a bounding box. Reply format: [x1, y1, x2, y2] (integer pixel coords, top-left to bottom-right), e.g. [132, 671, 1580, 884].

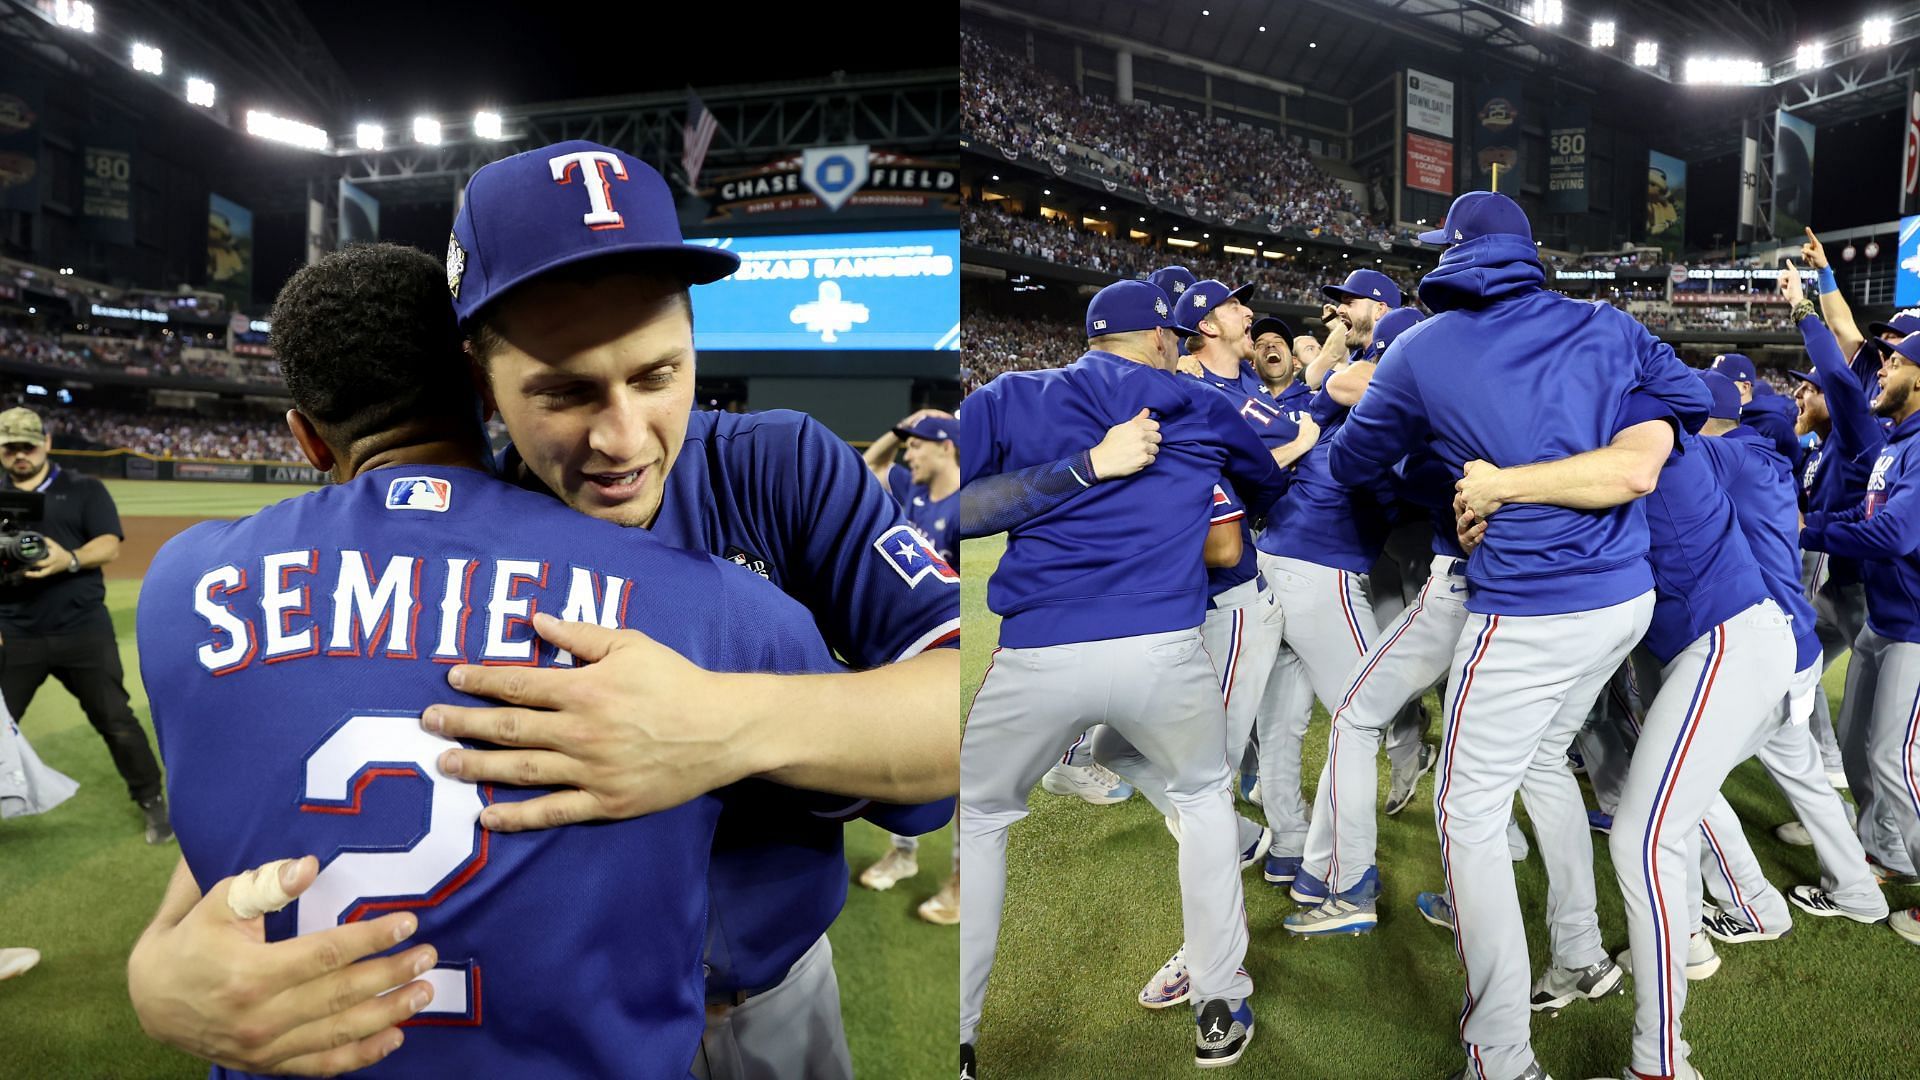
[548, 150, 629, 230]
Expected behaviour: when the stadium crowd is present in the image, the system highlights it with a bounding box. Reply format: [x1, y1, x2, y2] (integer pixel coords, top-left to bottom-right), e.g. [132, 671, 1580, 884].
[0, 324, 282, 387]
[35, 405, 303, 461]
[962, 28, 1403, 246]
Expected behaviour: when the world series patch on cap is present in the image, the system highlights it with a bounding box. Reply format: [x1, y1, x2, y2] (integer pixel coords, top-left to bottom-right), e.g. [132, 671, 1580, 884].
[447, 140, 741, 325]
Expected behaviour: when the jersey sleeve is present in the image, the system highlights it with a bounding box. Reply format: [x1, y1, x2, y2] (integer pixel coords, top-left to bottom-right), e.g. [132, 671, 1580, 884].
[1626, 315, 1711, 434]
[959, 451, 1099, 538]
[1803, 315, 1886, 467]
[1801, 483, 1920, 559]
[80, 477, 125, 541]
[1328, 337, 1427, 486]
[1210, 483, 1246, 525]
[777, 414, 960, 667]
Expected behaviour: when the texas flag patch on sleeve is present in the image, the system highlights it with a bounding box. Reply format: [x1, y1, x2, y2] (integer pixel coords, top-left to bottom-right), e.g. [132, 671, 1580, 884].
[874, 524, 959, 587]
[385, 476, 453, 512]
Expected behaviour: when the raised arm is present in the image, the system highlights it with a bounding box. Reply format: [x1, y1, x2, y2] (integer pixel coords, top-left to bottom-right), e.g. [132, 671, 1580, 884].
[1800, 228, 1866, 361]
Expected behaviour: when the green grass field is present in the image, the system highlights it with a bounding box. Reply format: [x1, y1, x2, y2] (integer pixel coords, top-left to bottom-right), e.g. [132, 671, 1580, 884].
[962, 534, 1920, 1079]
[5, 479, 955, 1078]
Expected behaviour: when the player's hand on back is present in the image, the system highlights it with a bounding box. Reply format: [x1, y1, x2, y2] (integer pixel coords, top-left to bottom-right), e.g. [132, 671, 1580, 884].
[1089, 408, 1161, 481]
[1799, 226, 1827, 270]
[1175, 354, 1205, 378]
[1456, 459, 1507, 521]
[1454, 491, 1489, 553]
[424, 614, 756, 830]
[128, 856, 437, 1076]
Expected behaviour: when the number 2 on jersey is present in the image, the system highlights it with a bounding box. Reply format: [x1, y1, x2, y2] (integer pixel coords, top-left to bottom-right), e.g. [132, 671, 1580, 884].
[300, 713, 488, 1025]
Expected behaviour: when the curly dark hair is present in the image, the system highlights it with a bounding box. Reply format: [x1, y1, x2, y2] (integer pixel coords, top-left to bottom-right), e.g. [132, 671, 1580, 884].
[269, 242, 473, 448]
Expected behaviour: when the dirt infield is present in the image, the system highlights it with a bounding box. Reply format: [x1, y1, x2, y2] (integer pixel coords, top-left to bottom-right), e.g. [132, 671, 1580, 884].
[111, 516, 210, 580]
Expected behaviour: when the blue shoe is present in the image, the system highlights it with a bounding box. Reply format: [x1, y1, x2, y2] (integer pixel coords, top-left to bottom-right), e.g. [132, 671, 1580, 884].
[1263, 853, 1300, 886]
[1238, 771, 1261, 804]
[1288, 865, 1329, 905]
[1193, 996, 1254, 1068]
[1415, 891, 1454, 931]
[1283, 867, 1381, 936]
[1588, 810, 1613, 835]
[1567, 747, 1587, 775]
[1239, 825, 1272, 871]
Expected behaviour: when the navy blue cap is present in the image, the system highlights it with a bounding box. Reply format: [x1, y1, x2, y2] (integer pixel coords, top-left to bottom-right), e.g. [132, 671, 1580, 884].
[1086, 280, 1173, 338]
[1869, 334, 1920, 364]
[1320, 268, 1401, 308]
[1250, 316, 1296, 343]
[895, 416, 956, 442]
[1788, 369, 1823, 392]
[1418, 190, 1534, 246]
[1360, 307, 1425, 362]
[1698, 370, 1742, 421]
[1173, 279, 1255, 336]
[1711, 353, 1758, 384]
[448, 140, 740, 325]
[1149, 265, 1199, 302]
[1867, 310, 1920, 339]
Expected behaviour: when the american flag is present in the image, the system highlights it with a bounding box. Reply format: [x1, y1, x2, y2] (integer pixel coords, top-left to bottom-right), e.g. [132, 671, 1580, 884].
[682, 89, 718, 189]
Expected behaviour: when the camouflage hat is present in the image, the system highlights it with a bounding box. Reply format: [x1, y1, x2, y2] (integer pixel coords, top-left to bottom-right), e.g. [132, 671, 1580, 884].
[0, 408, 44, 444]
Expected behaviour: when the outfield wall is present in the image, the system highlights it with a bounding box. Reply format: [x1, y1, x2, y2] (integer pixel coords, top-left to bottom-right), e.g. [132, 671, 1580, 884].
[53, 449, 326, 485]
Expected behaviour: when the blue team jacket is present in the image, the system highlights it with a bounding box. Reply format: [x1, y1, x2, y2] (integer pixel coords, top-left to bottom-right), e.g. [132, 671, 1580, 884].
[1257, 388, 1394, 574]
[1803, 411, 1920, 643]
[1326, 233, 1710, 615]
[1701, 427, 1822, 669]
[1800, 315, 1886, 589]
[963, 351, 1290, 648]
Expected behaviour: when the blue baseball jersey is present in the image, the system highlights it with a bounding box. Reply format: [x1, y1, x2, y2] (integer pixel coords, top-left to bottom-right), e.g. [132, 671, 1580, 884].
[140, 465, 846, 1079]
[1274, 378, 1313, 416]
[1329, 234, 1710, 616]
[1192, 360, 1293, 600]
[1256, 388, 1394, 574]
[962, 351, 1289, 648]
[1800, 314, 1886, 587]
[1699, 427, 1823, 669]
[530, 407, 960, 994]
[884, 463, 959, 569]
[1614, 395, 1768, 664]
[1803, 411, 1920, 643]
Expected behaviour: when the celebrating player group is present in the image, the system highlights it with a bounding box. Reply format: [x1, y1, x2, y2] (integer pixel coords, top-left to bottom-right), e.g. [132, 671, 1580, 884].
[959, 190, 1920, 1080]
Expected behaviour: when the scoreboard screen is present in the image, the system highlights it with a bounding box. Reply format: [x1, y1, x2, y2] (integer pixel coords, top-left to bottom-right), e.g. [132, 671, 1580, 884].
[688, 229, 959, 351]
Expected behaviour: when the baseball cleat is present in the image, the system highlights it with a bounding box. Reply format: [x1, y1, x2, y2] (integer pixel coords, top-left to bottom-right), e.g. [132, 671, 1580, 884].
[1701, 910, 1791, 944]
[1450, 1062, 1552, 1080]
[917, 874, 959, 926]
[1867, 855, 1920, 886]
[1240, 825, 1273, 871]
[857, 847, 919, 891]
[1285, 864, 1328, 904]
[1415, 891, 1454, 931]
[960, 1042, 976, 1080]
[1283, 869, 1380, 936]
[1238, 771, 1262, 805]
[1139, 949, 1191, 1009]
[140, 795, 174, 846]
[1891, 908, 1920, 946]
[1263, 853, 1300, 886]
[1384, 742, 1437, 816]
[1787, 884, 1888, 924]
[1530, 957, 1624, 1012]
[1772, 821, 1813, 846]
[1615, 931, 1719, 980]
[1193, 996, 1254, 1068]
[1039, 762, 1133, 804]
[1566, 747, 1586, 774]
[1587, 810, 1613, 835]
[0, 948, 40, 982]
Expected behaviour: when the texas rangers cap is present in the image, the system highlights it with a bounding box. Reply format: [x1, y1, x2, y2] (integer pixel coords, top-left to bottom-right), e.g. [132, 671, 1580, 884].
[1418, 190, 1534, 247]
[1148, 265, 1199, 302]
[1250, 316, 1296, 342]
[1360, 307, 1425, 362]
[894, 416, 955, 442]
[1711, 353, 1758, 384]
[1320, 268, 1401, 308]
[1173, 279, 1256, 336]
[1697, 370, 1742, 421]
[447, 139, 741, 326]
[1866, 310, 1920, 339]
[1086, 279, 1174, 339]
[1868, 334, 1920, 365]
[1788, 369, 1823, 392]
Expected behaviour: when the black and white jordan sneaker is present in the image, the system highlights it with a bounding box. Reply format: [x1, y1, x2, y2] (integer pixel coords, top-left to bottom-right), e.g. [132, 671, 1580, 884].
[1193, 996, 1253, 1068]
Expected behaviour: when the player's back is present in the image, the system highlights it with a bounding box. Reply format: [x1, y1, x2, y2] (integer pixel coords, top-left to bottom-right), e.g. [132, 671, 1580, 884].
[1700, 428, 1821, 669]
[138, 465, 840, 1080]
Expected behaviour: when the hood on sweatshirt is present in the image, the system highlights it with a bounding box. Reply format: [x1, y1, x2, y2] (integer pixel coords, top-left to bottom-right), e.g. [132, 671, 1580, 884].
[1416, 234, 1547, 314]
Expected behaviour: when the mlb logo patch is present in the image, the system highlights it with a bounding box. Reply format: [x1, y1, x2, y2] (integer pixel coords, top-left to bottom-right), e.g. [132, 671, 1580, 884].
[386, 476, 452, 512]
[874, 524, 958, 588]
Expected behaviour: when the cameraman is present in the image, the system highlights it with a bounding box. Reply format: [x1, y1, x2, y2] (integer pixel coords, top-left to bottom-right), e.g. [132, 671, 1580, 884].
[0, 407, 168, 844]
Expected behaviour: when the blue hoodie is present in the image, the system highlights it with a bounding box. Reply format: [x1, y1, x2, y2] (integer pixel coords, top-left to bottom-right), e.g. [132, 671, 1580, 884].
[1700, 426, 1822, 669]
[1799, 313, 1887, 589]
[963, 351, 1290, 648]
[1802, 410, 1920, 643]
[1327, 234, 1710, 615]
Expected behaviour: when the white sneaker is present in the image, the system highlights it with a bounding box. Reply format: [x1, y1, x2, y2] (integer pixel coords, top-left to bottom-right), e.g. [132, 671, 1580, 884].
[1893, 908, 1920, 946]
[1772, 821, 1813, 847]
[1615, 931, 1719, 980]
[1138, 947, 1191, 1009]
[857, 847, 919, 891]
[1039, 762, 1133, 804]
[0, 948, 40, 981]
[1827, 770, 1849, 791]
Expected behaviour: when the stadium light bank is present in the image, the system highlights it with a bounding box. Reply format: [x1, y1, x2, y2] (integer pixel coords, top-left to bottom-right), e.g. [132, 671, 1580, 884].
[1683, 57, 1766, 85]
[246, 110, 328, 152]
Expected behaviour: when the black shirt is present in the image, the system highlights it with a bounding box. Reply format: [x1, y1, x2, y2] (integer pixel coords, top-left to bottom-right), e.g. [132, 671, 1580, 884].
[0, 466, 125, 635]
